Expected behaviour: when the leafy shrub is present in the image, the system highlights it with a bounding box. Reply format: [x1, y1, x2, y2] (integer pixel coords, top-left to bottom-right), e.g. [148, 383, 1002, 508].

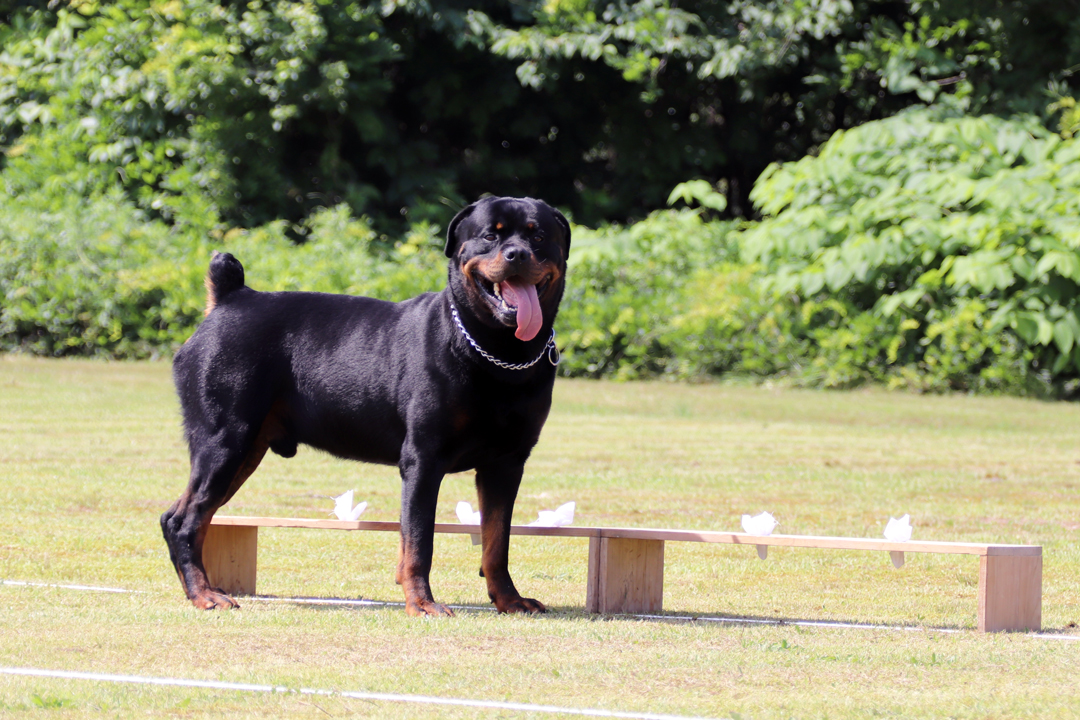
[741, 108, 1080, 395]
[0, 179, 750, 378]
[557, 206, 737, 379]
[8, 108, 1080, 400]
[0, 190, 200, 357]
[0, 196, 443, 358]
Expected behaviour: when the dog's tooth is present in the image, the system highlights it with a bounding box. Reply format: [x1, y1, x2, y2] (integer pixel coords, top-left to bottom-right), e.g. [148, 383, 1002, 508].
[494, 282, 502, 298]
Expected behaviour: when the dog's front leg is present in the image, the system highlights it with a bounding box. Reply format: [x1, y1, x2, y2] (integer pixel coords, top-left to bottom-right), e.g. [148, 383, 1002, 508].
[476, 461, 547, 614]
[397, 452, 454, 617]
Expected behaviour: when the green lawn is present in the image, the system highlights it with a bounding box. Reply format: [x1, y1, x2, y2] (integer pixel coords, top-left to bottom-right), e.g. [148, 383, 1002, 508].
[1, 356, 1078, 718]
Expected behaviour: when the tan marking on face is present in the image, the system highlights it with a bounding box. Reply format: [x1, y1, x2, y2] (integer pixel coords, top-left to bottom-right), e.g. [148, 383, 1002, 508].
[537, 260, 564, 301]
[465, 253, 553, 285]
[461, 257, 490, 307]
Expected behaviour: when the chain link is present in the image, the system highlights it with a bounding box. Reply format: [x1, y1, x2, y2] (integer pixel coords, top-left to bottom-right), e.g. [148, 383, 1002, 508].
[450, 304, 560, 371]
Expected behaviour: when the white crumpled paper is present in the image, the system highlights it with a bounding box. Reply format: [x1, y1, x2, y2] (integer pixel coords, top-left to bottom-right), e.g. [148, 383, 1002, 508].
[527, 501, 576, 528]
[331, 490, 368, 521]
[884, 514, 913, 542]
[455, 501, 481, 525]
[456, 500, 576, 528]
[740, 511, 778, 536]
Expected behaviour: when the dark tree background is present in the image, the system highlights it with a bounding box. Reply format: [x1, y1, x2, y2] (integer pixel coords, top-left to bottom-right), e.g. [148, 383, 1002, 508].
[1, 0, 1078, 232]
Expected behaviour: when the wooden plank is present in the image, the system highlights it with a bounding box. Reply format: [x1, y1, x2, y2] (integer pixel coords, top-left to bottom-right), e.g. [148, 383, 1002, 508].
[586, 537, 664, 614]
[978, 553, 1042, 632]
[595, 528, 1022, 556]
[211, 516, 400, 532]
[202, 524, 258, 596]
[210, 516, 1039, 556]
[210, 516, 599, 538]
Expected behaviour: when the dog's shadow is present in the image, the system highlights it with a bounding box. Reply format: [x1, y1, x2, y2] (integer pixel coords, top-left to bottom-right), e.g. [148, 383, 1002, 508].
[247, 595, 1042, 634]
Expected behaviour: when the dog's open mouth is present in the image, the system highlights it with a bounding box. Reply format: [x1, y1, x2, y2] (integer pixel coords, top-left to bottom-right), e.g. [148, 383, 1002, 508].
[475, 275, 550, 342]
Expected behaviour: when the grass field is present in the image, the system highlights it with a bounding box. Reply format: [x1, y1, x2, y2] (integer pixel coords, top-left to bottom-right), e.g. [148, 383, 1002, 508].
[1, 355, 1078, 718]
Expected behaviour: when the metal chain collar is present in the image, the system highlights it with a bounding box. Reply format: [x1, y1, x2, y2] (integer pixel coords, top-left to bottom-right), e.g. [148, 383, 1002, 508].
[450, 303, 560, 371]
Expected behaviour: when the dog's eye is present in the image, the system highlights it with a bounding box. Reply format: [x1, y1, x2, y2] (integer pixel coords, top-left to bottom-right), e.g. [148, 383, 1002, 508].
[483, 234, 497, 242]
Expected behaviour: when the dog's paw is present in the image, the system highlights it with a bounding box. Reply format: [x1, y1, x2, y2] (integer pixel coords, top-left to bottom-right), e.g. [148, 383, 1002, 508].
[191, 589, 240, 610]
[496, 596, 547, 614]
[406, 598, 455, 617]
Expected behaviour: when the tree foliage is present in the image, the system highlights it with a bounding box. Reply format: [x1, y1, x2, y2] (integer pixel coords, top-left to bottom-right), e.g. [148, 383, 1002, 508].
[4, 1, 1080, 397]
[2, 0, 1078, 230]
[5, 109, 1080, 396]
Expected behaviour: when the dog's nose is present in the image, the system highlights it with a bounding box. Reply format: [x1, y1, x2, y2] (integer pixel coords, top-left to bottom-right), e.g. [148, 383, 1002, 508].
[502, 244, 532, 266]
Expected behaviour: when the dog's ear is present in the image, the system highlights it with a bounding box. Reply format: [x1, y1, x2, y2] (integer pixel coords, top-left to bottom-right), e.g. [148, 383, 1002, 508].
[549, 205, 571, 256]
[445, 202, 477, 258]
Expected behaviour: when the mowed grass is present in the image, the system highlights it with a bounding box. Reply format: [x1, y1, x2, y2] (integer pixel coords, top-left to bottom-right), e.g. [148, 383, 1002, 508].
[1, 355, 1078, 718]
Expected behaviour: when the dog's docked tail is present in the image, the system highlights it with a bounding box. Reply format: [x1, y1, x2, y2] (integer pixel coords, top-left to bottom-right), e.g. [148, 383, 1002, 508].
[204, 251, 246, 316]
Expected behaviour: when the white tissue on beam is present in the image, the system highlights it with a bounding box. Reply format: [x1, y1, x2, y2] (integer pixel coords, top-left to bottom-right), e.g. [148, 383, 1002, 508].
[455, 501, 481, 525]
[884, 514, 912, 569]
[741, 511, 777, 536]
[527, 501, 576, 528]
[884, 514, 913, 542]
[332, 490, 368, 521]
[455, 501, 482, 545]
[740, 512, 777, 559]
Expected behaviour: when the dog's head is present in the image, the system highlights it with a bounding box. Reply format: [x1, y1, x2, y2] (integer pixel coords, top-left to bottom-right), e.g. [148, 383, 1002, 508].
[445, 197, 570, 342]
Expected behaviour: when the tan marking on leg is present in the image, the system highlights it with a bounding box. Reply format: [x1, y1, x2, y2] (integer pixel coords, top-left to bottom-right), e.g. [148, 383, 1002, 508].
[398, 539, 453, 617]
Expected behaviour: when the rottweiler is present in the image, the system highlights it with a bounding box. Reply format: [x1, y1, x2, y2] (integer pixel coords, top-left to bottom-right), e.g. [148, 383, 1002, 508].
[161, 196, 570, 617]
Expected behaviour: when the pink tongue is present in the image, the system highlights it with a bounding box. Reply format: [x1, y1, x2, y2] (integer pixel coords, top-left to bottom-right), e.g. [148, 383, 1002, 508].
[499, 279, 543, 341]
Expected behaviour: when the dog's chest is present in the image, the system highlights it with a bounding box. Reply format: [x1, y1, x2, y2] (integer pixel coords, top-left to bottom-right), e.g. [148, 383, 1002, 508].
[445, 386, 550, 457]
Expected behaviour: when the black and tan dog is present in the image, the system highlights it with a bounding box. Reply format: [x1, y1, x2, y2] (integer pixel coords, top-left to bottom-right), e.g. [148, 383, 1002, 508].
[161, 196, 569, 616]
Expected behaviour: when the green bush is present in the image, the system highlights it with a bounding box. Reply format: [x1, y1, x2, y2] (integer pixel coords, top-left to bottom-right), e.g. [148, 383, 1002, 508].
[0, 190, 200, 357]
[7, 109, 1080, 399]
[557, 204, 737, 379]
[741, 108, 1080, 395]
[1, 178, 752, 377]
[0, 195, 443, 358]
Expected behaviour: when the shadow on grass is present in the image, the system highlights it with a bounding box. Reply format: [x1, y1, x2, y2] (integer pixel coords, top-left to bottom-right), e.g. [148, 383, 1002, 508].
[260, 595, 1080, 637]
[250, 594, 987, 633]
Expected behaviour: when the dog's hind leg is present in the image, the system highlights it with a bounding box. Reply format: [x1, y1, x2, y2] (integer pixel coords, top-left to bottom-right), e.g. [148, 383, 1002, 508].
[161, 421, 272, 610]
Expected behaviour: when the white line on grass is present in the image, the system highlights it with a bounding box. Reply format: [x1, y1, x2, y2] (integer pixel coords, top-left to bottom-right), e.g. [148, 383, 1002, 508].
[0, 667, 724, 720]
[1, 580, 139, 594]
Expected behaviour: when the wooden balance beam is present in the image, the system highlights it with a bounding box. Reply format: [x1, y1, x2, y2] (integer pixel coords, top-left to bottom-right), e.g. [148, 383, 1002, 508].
[204, 516, 1042, 632]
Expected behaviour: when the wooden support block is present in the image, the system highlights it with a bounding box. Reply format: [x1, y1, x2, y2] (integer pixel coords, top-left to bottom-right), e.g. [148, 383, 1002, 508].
[978, 553, 1042, 632]
[586, 536, 664, 614]
[203, 524, 258, 596]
